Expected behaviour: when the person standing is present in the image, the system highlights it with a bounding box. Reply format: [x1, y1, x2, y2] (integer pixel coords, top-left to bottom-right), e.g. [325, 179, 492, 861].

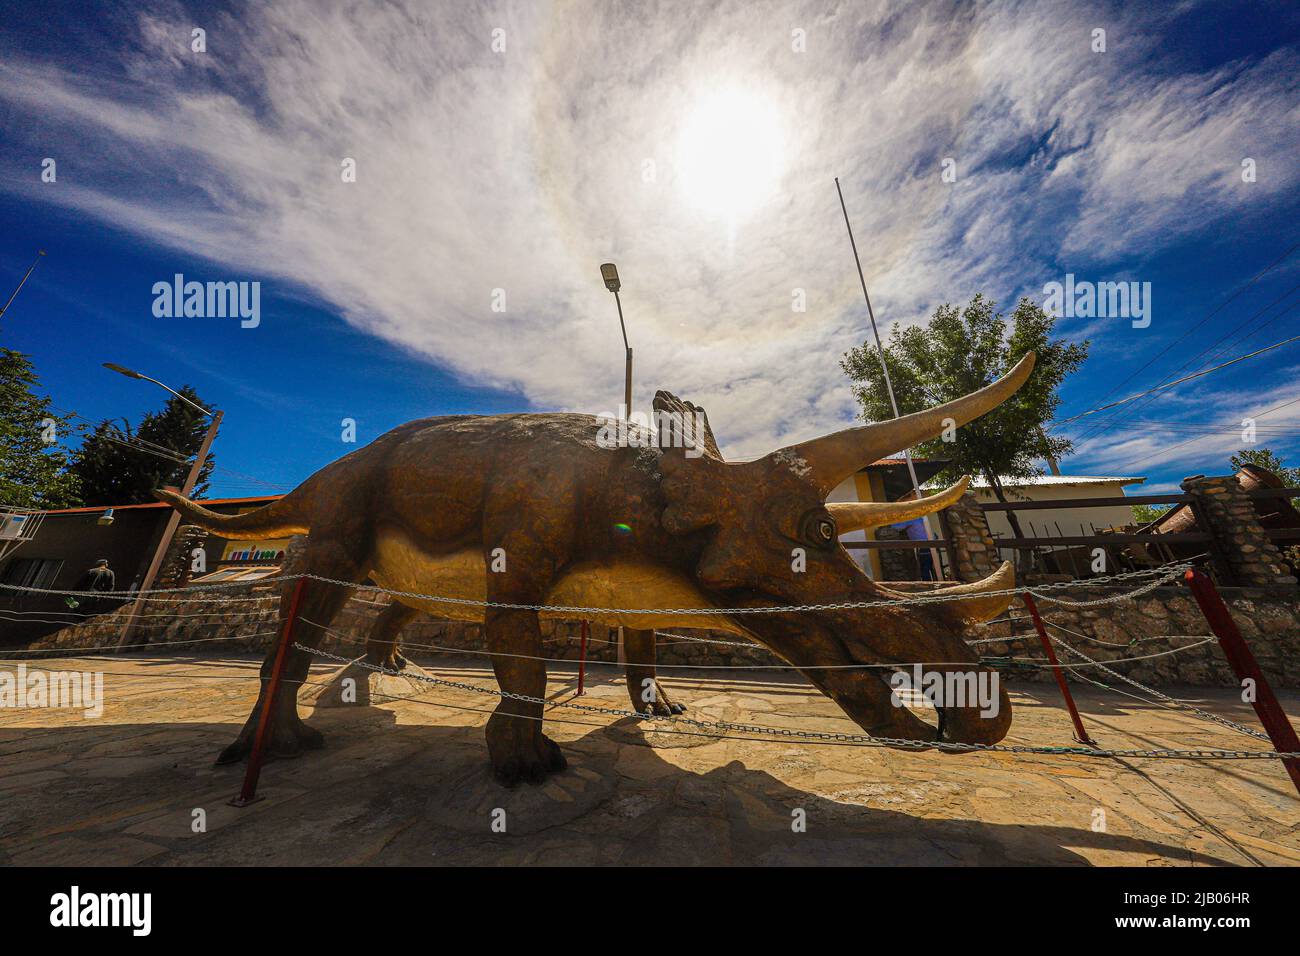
[891, 493, 936, 581]
[66, 558, 116, 611]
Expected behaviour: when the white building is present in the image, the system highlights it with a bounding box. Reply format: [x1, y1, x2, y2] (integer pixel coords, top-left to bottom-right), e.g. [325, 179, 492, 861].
[965, 474, 1147, 541]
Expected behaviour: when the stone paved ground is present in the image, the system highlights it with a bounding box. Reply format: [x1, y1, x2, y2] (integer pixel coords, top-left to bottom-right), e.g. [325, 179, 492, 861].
[2, 654, 1298, 866]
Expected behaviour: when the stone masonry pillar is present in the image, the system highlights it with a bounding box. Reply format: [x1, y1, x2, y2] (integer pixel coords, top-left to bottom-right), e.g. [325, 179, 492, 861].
[939, 492, 998, 582]
[1181, 475, 1297, 587]
[156, 525, 207, 590]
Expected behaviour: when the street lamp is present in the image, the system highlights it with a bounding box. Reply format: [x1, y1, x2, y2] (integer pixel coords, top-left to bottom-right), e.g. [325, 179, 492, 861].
[600, 263, 632, 420]
[104, 362, 223, 649]
[599, 262, 632, 666]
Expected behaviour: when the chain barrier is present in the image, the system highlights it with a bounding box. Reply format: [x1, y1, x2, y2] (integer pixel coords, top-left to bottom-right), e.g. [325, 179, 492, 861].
[294, 644, 1299, 761]
[298, 561, 1193, 616]
[12, 555, 1289, 761]
[1044, 624, 1271, 743]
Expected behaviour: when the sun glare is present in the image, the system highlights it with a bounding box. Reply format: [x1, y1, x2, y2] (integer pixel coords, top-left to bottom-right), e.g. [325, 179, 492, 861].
[675, 88, 786, 229]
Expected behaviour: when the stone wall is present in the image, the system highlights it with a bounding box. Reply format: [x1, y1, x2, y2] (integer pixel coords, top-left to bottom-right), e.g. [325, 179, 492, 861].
[974, 584, 1300, 689]
[940, 492, 998, 582]
[24, 577, 1300, 688]
[1181, 475, 1298, 587]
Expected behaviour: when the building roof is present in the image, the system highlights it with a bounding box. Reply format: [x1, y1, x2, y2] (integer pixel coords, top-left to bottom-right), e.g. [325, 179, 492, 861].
[861, 457, 940, 468]
[964, 475, 1146, 488]
[36, 495, 284, 516]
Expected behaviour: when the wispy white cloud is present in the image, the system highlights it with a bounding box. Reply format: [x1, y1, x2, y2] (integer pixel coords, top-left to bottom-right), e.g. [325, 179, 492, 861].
[1068, 363, 1300, 478]
[1, 0, 1296, 460]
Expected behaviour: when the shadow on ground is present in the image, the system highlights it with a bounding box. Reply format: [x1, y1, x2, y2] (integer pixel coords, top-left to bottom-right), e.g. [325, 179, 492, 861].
[0, 699, 1204, 866]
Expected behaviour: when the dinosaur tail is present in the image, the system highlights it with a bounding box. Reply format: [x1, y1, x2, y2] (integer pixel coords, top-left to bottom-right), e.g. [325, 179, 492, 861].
[152, 487, 310, 539]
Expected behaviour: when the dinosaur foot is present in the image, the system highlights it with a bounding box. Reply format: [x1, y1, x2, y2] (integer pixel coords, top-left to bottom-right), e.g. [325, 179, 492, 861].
[491, 733, 568, 789]
[363, 647, 407, 671]
[634, 680, 687, 717]
[214, 710, 325, 765]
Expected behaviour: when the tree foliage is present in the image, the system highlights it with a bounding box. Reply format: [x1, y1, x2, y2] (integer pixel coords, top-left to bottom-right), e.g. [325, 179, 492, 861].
[0, 347, 80, 509]
[1230, 447, 1300, 488]
[841, 295, 1088, 535]
[69, 386, 214, 505]
[1130, 503, 1173, 525]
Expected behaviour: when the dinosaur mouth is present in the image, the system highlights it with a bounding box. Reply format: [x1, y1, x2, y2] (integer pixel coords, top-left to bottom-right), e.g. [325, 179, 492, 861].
[805, 616, 1013, 748]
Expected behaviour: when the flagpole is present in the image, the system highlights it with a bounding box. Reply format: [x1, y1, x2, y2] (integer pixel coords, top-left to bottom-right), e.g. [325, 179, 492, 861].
[835, 177, 945, 581]
[0, 250, 47, 323]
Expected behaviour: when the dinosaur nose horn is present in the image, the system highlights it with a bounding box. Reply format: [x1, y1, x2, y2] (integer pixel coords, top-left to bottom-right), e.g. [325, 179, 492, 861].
[775, 352, 1036, 496]
[826, 476, 970, 533]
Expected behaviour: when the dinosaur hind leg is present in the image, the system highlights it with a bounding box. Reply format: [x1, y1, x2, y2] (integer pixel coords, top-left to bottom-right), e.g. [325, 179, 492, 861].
[623, 627, 685, 715]
[364, 600, 419, 670]
[216, 543, 362, 765]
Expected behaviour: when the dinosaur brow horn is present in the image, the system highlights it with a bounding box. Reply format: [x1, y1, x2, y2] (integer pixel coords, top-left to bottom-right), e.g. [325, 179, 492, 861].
[826, 476, 970, 534]
[778, 351, 1036, 495]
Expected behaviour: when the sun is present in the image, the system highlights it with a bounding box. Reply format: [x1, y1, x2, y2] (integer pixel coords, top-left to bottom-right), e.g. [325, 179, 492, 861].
[675, 87, 786, 228]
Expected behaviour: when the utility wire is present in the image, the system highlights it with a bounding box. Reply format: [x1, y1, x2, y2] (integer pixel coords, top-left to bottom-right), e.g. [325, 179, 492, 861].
[1067, 289, 1300, 442]
[1057, 238, 1300, 417]
[1055, 332, 1300, 426]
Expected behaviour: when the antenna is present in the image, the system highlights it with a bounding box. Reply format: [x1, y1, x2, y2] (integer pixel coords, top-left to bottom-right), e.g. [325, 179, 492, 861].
[835, 177, 945, 581]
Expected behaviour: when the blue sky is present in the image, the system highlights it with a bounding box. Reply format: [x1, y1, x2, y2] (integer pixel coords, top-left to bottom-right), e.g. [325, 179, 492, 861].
[1, 0, 1299, 500]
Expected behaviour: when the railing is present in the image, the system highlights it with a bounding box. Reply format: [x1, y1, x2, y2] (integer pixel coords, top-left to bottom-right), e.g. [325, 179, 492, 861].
[841, 491, 1221, 584]
[848, 485, 1300, 585]
[1247, 486, 1300, 547]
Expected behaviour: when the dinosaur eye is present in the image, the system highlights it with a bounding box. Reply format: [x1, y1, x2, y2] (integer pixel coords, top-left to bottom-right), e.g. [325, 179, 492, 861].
[800, 511, 836, 547]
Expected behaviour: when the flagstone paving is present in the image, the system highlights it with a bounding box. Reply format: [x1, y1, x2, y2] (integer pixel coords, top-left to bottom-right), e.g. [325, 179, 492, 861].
[2, 654, 1298, 866]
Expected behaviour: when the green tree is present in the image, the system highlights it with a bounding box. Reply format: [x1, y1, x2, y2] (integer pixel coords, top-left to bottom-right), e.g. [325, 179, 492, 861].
[1130, 503, 1173, 525]
[69, 386, 214, 505]
[841, 294, 1089, 538]
[0, 347, 80, 508]
[1229, 447, 1300, 487]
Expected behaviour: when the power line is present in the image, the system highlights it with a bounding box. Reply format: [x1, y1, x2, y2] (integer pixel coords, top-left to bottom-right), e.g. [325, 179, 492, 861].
[1068, 284, 1300, 443]
[1108, 395, 1300, 473]
[1058, 238, 1300, 417]
[1056, 331, 1300, 426]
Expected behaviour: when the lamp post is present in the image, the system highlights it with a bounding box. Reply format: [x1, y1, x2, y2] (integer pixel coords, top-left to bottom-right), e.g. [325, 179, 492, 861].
[600, 263, 631, 665]
[600, 263, 632, 420]
[105, 363, 223, 650]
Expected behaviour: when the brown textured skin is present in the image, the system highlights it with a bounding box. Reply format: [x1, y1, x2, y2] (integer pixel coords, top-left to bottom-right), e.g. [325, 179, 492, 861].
[159, 401, 1010, 787]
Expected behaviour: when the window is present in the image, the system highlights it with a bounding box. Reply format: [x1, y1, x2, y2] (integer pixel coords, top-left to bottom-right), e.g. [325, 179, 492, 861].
[1, 557, 64, 590]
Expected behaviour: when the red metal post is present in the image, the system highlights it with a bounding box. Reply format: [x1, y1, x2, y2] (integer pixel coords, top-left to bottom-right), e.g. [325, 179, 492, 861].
[1021, 593, 1098, 746]
[1184, 569, 1300, 795]
[230, 577, 309, 807]
[576, 619, 589, 696]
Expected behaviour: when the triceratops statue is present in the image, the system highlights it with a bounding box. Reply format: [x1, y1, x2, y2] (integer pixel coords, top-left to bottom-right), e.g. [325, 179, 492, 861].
[156, 353, 1034, 786]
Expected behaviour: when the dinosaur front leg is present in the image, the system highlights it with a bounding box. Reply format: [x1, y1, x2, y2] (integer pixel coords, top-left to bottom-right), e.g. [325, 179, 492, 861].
[483, 606, 566, 787]
[622, 627, 685, 715]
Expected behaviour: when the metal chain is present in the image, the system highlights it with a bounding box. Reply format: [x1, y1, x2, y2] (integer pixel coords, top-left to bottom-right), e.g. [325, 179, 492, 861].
[1045, 628, 1271, 743]
[295, 644, 1299, 760]
[653, 630, 764, 648]
[1027, 571, 1180, 607]
[0, 559, 1190, 609]
[297, 561, 1191, 617]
